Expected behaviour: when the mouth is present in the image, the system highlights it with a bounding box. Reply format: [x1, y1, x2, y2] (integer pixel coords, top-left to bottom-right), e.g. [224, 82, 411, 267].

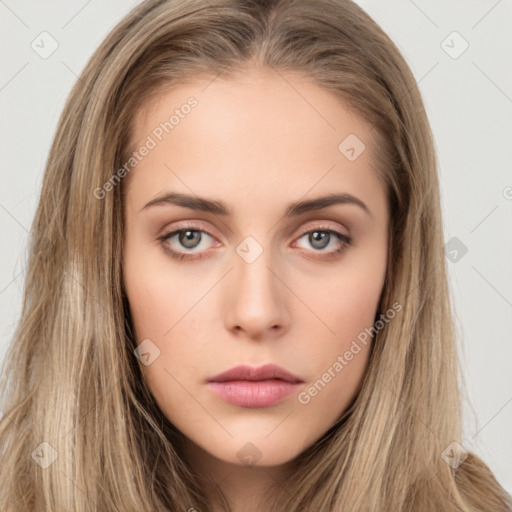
[207, 364, 304, 408]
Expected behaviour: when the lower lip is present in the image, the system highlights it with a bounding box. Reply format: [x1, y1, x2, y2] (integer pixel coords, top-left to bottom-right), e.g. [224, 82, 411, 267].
[207, 379, 302, 408]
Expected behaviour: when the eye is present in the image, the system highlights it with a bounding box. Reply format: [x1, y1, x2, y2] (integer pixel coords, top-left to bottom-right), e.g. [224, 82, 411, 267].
[158, 226, 216, 261]
[294, 227, 351, 260]
[158, 224, 351, 261]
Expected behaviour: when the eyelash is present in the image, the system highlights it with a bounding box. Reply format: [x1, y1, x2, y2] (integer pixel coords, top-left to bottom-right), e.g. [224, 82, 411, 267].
[157, 224, 352, 262]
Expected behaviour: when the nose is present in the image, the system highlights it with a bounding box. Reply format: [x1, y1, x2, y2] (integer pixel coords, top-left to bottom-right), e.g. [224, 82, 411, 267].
[223, 244, 290, 340]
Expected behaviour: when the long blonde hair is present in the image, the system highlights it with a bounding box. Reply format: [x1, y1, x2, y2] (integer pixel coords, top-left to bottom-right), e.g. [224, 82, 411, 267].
[1, 0, 510, 510]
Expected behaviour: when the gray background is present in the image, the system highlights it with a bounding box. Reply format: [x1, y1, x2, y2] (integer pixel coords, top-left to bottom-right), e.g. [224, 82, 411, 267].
[1, 0, 511, 493]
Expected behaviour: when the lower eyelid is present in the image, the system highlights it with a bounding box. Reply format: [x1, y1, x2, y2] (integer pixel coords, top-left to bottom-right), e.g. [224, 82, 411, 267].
[294, 230, 350, 248]
[160, 229, 215, 248]
[159, 227, 350, 257]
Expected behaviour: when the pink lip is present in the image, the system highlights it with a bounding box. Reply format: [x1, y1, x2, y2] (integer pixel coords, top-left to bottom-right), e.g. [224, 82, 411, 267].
[207, 364, 304, 408]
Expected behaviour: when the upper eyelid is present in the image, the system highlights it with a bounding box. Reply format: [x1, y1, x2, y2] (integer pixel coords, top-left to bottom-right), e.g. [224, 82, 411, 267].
[160, 224, 349, 253]
[161, 219, 349, 239]
[296, 224, 347, 237]
[159, 220, 213, 239]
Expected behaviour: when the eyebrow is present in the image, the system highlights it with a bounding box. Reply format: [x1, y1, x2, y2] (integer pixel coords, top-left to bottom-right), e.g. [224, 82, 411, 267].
[141, 191, 371, 218]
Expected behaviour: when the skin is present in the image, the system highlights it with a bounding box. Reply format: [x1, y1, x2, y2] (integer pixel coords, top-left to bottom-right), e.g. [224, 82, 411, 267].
[123, 64, 389, 512]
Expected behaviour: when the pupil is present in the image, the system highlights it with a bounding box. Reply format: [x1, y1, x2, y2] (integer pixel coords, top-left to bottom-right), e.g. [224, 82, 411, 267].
[311, 231, 329, 249]
[181, 230, 200, 249]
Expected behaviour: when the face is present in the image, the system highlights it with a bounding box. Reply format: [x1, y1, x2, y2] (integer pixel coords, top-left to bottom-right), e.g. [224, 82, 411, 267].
[122, 65, 389, 468]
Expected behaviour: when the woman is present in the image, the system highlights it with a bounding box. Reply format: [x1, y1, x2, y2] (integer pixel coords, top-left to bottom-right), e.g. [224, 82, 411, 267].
[0, 0, 510, 510]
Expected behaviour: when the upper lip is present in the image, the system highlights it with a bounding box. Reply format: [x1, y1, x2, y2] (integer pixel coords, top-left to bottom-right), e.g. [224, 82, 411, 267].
[208, 364, 304, 383]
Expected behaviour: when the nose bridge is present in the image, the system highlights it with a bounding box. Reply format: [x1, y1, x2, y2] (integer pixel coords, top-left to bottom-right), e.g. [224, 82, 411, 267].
[225, 234, 287, 336]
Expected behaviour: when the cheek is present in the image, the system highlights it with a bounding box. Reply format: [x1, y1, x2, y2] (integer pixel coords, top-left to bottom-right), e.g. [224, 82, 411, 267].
[123, 240, 190, 340]
[123, 245, 212, 416]
[289, 250, 385, 417]
[294, 253, 385, 357]
[289, 285, 377, 440]
[125, 273, 212, 436]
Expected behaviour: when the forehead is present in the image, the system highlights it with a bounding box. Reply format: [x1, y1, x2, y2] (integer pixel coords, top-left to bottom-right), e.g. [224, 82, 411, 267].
[125, 67, 386, 216]
[132, 66, 375, 151]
